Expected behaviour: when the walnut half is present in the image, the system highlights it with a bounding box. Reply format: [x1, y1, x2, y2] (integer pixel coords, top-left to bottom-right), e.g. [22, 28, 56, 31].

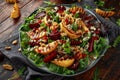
[3, 64, 13, 70]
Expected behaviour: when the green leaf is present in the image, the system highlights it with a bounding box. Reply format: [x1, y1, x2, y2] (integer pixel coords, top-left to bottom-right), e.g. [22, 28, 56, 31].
[116, 19, 120, 26]
[113, 36, 120, 47]
[40, 22, 47, 28]
[71, 23, 78, 31]
[84, 4, 92, 9]
[62, 39, 71, 54]
[54, 16, 60, 23]
[95, 0, 105, 7]
[93, 67, 100, 80]
[47, 63, 74, 75]
[44, 1, 55, 6]
[74, 13, 80, 18]
[20, 23, 30, 31]
[18, 67, 26, 75]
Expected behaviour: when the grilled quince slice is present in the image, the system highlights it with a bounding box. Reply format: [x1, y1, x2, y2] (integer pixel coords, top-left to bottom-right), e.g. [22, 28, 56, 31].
[60, 23, 81, 39]
[10, 3, 20, 19]
[79, 20, 89, 32]
[95, 8, 115, 17]
[35, 41, 58, 55]
[51, 58, 75, 67]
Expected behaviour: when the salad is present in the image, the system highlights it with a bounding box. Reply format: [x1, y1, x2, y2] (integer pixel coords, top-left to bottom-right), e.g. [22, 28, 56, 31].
[20, 5, 108, 75]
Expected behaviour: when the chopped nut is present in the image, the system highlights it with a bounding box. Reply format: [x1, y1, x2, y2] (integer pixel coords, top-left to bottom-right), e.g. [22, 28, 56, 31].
[77, 0, 81, 2]
[5, 46, 11, 50]
[12, 40, 18, 45]
[18, 48, 21, 52]
[3, 64, 13, 70]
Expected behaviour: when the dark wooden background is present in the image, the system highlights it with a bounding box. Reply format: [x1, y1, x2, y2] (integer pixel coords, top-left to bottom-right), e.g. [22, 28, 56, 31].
[0, 0, 120, 80]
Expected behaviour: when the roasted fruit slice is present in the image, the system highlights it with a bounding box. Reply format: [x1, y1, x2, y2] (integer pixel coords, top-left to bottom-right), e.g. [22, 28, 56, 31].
[60, 23, 81, 39]
[69, 6, 85, 14]
[34, 41, 58, 55]
[10, 3, 20, 19]
[51, 58, 75, 67]
[79, 20, 89, 32]
[95, 8, 115, 17]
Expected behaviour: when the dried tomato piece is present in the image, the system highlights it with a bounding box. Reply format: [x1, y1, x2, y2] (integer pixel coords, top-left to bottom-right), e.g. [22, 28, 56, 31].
[88, 36, 99, 52]
[43, 51, 57, 63]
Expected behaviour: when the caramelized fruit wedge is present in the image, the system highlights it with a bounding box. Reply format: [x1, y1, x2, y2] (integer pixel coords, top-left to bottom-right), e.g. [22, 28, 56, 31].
[60, 23, 81, 39]
[10, 3, 20, 19]
[34, 41, 58, 55]
[51, 58, 75, 67]
[95, 8, 115, 17]
[79, 20, 89, 32]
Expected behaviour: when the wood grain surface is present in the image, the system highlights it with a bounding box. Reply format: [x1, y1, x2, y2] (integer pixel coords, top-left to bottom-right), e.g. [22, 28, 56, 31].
[0, 0, 120, 80]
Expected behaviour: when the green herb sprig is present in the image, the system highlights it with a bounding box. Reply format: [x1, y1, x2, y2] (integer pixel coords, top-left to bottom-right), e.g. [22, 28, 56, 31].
[93, 67, 100, 80]
[113, 36, 120, 47]
[116, 19, 120, 26]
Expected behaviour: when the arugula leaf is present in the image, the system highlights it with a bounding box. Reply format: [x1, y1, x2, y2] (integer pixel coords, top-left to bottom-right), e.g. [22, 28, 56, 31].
[113, 36, 120, 47]
[74, 13, 80, 18]
[71, 23, 78, 31]
[20, 23, 30, 31]
[25, 14, 35, 23]
[93, 67, 100, 80]
[116, 19, 120, 26]
[40, 22, 47, 29]
[62, 39, 71, 54]
[47, 63, 74, 75]
[95, 0, 105, 7]
[18, 67, 26, 75]
[79, 55, 89, 70]
[34, 78, 41, 80]
[20, 31, 30, 48]
[44, 1, 55, 6]
[84, 4, 92, 9]
[54, 16, 60, 23]
[104, 7, 115, 11]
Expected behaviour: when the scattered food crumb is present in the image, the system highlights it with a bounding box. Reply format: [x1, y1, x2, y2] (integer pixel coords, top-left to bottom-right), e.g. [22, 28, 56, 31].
[2, 64, 13, 70]
[12, 40, 18, 45]
[77, 0, 81, 2]
[18, 48, 21, 52]
[5, 46, 11, 50]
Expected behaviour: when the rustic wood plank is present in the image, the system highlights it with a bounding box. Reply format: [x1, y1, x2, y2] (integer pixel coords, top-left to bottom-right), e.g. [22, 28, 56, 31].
[0, 0, 31, 23]
[98, 48, 120, 80]
[0, 0, 43, 42]
[74, 47, 120, 80]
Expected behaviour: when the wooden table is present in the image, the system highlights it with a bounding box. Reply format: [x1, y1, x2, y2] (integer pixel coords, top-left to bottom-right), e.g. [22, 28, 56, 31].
[0, 0, 120, 80]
